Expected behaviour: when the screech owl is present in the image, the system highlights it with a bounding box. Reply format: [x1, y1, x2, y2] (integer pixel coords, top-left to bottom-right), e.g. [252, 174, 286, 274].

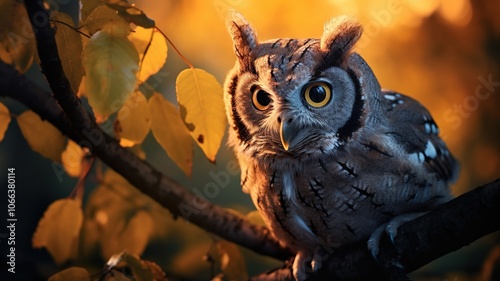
[223, 11, 459, 279]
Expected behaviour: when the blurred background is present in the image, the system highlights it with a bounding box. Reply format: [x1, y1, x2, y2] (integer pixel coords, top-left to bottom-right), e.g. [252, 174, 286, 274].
[0, 0, 499, 280]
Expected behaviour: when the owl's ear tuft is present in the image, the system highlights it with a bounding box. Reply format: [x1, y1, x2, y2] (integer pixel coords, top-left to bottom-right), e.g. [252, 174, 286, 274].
[320, 16, 363, 64]
[225, 11, 258, 64]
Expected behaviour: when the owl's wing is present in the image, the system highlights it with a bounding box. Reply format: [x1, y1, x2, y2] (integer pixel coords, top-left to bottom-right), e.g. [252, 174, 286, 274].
[381, 91, 459, 183]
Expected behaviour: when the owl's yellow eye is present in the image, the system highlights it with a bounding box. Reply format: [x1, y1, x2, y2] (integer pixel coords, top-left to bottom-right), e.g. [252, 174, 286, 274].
[303, 82, 331, 108]
[252, 88, 271, 110]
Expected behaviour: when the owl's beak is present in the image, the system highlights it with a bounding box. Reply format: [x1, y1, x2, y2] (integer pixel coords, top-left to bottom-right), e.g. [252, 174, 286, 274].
[279, 119, 300, 151]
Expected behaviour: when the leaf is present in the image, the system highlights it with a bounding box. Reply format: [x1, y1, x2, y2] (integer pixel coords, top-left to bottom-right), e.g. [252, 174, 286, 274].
[80, 0, 104, 24]
[101, 210, 154, 259]
[83, 22, 139, 122]
[104, 0, 155, 28]
[47, 267, 90, 281]
[0, 102, 11, 142]
[245, 210, 266, 227]
[122, 253, 154, 281]
[17, 110, 66, 162]
[61, 140, 84, 177]
[0, 0, 14, 36]
[0, 1, 35, 73]
[128, 26, 168, 83]
[52, 12, 84, 94]
[115, 91, 150, 146]
[32, 199, 83, 265]
[176, 68, 226, 162]
[83, 5, 128, 36]
[217, 240, 248, 281]
[83, 168, 172, 259]
[148, 93, 193, 176]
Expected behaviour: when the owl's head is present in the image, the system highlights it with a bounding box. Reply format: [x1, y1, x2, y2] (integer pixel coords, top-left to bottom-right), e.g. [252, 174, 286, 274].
[224, 11, 382, 156]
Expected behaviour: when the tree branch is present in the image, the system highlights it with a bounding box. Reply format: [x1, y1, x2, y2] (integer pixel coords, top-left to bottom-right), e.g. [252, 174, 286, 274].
[252, 179, 500, 280]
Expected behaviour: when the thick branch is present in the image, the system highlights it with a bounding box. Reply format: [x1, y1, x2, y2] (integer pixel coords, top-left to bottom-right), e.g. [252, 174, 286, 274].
[252, 179, 500, 280]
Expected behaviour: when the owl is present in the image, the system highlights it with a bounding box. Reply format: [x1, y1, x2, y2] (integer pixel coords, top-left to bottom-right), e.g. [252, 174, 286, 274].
[223, 11, 459, 280]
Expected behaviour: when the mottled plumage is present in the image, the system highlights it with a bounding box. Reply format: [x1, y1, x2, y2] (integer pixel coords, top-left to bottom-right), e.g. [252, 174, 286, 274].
[223, 11, 459, 280]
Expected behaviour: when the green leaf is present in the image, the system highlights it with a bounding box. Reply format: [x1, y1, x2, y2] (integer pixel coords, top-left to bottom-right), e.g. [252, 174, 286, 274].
[32, 199, 83, 265]
[83, 22, 139, 122]
[148, 93, 193, 176]
[176, 68, 226, 163]
[52, 12, 84, 94]
[17, 110, 66, 162]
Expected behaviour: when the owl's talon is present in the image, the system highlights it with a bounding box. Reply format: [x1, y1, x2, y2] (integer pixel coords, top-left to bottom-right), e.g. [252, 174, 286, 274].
[386, 224, 398, 244]
[367, 224, 386, 259]
[369, 212, 429, 261]
[292, 252, 322, 280]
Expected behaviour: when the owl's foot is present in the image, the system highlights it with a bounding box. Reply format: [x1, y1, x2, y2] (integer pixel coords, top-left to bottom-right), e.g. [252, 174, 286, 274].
[367, 212, 427, 259]
[292, 252, 321, 281]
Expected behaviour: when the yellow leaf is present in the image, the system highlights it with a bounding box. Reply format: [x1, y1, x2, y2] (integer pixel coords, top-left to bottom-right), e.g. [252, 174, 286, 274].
[84, 168, 171, 254]
[47, 267, 90, 281]
[61, 140, 84, 177]
[83, 5, 128, 36]
[80, 0, 104, 24]
[0, 102, 11, 142]
[0, 0, 14, 36]
[128, 26, 167, 82]
[52, 12, 84, 94]
[148, 93, 193, 176]
[104, 0, 155, 28]
[101, 210, 154, 259]
[216, 240, 248, 281]
[17, 110, 66, 162]
[245, 210, 266, 227]
[83, 22, 139, 122]
[32, 199, 83, 265]
[176, 68, 226, 162]
[116, 91, 150, 145]
[122, 253, 155, 281]
[0, 1, 35, 73]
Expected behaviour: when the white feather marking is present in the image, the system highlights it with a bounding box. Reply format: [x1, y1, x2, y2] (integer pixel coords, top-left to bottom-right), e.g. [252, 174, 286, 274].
[424, 140, 437, 158]
[283, 171, 294, 200]
[418, 152, 425, 163]
[409, 152, 425, 164]
[294, 215, 314, 236]
[384, 94, 396, 100]
[424, 123, 431, 134]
